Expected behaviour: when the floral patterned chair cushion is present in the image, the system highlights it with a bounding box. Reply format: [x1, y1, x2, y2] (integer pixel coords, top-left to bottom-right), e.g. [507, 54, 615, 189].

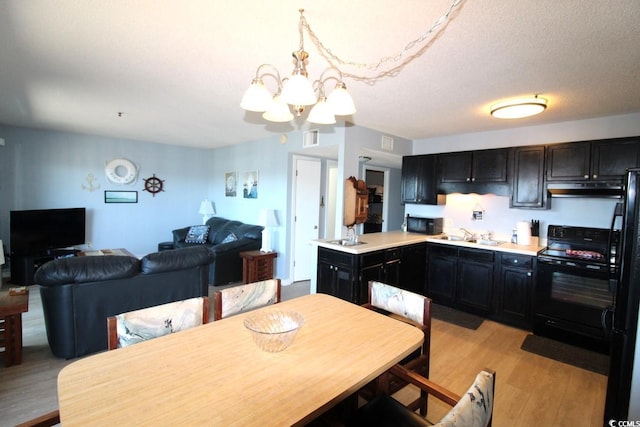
[114, 297, 206, 348]
[434, 370, 495, 427]
[214, 279, 281, 320]
[370, 280, 426, 325]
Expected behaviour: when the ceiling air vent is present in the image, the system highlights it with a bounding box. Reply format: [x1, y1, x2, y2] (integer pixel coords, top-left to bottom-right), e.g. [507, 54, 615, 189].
[381, 135, 394, 151]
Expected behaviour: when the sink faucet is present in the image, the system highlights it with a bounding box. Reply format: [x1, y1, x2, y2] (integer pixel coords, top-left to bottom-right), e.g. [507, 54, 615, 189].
[460, 228, 474, 241]
[346, 226, 357, 243]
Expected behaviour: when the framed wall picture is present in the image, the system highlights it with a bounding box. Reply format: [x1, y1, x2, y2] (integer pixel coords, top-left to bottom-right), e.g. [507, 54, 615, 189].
[242, 170, 258, 199]
[104, 191, 138, 203]
[225, 171, 237, 197]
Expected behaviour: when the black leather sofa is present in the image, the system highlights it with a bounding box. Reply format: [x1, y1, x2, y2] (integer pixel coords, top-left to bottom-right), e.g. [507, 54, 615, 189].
[172, 217, 263, 286]
[34, 246, 214, 359]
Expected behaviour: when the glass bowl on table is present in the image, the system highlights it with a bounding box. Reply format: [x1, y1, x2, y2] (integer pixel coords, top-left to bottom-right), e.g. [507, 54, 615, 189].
[243, 310, 305, 352]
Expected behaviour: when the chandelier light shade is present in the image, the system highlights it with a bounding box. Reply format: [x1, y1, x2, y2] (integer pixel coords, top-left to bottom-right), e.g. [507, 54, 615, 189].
[327, 83, 357, 116]
[308, 97, 336, 124]
[240, 9, 355, 124]
[262, 95, 295, 122]
[490, 95, 548, 119]
[240, 79, 273, 112]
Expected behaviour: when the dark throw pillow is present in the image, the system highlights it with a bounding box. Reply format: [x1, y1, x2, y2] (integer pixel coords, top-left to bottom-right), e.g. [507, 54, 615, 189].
[184, 225, 210, 244]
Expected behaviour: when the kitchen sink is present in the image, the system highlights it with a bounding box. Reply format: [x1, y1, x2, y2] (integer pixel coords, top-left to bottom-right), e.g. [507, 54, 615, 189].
[476, 239, 507, 246]
[326, 239, 367, 246]
[438, 236, 506, 246]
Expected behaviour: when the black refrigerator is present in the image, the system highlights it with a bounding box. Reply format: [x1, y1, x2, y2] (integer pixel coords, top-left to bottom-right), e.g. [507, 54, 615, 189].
[605, 168, 640, 422]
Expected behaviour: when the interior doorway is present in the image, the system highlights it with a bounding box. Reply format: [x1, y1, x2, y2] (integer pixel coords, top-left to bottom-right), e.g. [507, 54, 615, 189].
[364, 167, 388, 233]
[291, 156, 321, 282]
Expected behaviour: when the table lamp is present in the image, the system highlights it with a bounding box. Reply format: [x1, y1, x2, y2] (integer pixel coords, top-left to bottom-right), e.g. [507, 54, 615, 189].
[198, 199, 216, 224]
[259, 209, 279, 252]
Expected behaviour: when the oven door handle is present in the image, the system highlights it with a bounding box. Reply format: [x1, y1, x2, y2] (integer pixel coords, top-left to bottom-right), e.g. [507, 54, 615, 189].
[601, 306, 614, 336]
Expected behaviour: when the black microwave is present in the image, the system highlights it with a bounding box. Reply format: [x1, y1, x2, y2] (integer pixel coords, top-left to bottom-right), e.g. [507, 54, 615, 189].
[406, 215, 443, 235]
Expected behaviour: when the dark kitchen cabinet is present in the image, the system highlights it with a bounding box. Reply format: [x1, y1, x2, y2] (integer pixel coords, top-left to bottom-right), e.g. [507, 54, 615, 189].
[456, 248, 494, 315]
[492, 253, 535, 329]
[439, 149, 508, 184]
[401, 155, 445, 205]
[546, 137, 640, 182]
[399, 243, 427, 295]
[426, 243, 495, 316]
[317, 247, 357, 303]
[438, 149, 509, 196]
[317, 245, 412, 305]
[426, 244, 457, 305]
[510, 145, 548, 209]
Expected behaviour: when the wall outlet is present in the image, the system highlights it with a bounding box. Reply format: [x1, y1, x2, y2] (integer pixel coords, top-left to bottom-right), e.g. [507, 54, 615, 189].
[444, 218, 453, 227]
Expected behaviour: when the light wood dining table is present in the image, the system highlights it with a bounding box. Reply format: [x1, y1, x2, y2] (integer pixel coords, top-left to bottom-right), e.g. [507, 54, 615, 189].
[57, 293, 423, 426]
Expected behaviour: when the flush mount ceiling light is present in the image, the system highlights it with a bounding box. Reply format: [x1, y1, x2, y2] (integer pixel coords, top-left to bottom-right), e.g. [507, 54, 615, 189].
[490, 95, 548, 119]
[241, 1, 466, 125]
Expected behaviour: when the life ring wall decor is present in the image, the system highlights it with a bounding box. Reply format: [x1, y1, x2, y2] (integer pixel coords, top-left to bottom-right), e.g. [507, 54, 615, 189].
[143, 174, 165, 197]
[105, 158, 138, 185]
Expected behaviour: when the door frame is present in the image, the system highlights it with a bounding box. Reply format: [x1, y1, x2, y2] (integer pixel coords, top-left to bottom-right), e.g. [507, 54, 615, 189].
[289, 155, 322, 283]
[363, 165, 391, 232]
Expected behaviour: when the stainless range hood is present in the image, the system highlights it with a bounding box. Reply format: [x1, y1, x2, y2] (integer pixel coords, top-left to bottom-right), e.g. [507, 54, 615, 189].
[546, 182, 623, 198]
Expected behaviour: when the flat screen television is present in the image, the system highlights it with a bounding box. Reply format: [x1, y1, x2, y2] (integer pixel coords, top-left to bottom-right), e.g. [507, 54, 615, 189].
[10, 208, 86, 255]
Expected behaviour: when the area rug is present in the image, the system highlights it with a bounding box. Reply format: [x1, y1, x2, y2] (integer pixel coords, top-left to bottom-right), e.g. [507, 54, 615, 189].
[520, 334, 609, 375]
[432, 304, 484, 330]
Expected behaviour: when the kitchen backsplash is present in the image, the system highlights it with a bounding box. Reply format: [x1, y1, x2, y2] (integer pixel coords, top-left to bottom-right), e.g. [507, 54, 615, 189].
[404, 193, 618, 244]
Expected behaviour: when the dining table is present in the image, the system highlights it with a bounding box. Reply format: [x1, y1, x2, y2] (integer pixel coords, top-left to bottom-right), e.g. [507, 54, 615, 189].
[57, 293, 424, 426]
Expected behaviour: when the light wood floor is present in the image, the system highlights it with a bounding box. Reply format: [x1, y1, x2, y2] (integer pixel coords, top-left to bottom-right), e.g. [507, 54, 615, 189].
[1, 282, 606, 426]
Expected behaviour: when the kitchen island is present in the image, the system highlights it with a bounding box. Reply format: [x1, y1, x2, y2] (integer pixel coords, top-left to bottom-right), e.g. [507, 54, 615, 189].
[313, 231, 545, 329]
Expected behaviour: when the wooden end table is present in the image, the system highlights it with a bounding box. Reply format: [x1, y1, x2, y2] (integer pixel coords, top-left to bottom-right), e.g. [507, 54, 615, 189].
[0, 289, 30, 367]
[239, 250, 277, 283]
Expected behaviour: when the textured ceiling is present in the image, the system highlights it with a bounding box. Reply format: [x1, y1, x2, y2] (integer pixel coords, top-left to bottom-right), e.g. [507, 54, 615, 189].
[0, 0, 639, 150]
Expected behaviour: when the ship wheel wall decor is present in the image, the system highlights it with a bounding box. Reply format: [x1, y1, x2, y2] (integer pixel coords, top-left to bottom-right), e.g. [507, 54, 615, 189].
[143, 174, 165, 197]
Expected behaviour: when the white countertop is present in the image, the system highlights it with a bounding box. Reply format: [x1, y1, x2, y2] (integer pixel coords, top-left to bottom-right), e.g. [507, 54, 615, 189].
[313, 231, 543, 256]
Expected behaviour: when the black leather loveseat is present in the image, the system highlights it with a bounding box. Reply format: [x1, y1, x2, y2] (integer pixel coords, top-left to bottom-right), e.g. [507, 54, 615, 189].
[34, 246, 214, 359]
[172, 217, 263, 286]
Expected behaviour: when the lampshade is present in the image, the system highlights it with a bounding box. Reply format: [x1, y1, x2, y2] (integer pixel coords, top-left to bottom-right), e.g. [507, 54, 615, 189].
[307, 97, 336, 125]
[259, 209, 279, 227]
[198, 200, 216, 224]
[0, 239, 5, 266]
[490, 96, 547, 119]
[280, 74, 317, 106]
[327, 83, 356, 116]
[240, 79, 273, 112]
[262, 95, 295, 122]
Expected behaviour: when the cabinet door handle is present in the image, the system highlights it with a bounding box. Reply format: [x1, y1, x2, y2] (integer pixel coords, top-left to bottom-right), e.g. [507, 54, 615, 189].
[466, 177, 471, 182]
[513, 259, 519, 264]
[527, 271, 532, 277]
[584, 174, 589, 179]
[593, 174, 598, 179]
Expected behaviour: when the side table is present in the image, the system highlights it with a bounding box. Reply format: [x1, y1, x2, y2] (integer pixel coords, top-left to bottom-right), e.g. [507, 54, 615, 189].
[0, 289, 30, 367]
[239, 250, 277, 283]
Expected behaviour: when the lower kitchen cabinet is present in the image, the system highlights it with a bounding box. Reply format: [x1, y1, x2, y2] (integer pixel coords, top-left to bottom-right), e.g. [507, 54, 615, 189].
[456, 248, 494, 315]
[426, 244, 495, 317]
[317, 244, 426, 305]
[317, 248, 357, 303]
[492, 253, 535, 329]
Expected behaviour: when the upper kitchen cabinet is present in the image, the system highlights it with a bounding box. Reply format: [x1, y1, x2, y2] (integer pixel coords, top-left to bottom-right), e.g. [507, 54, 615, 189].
[438, 148, 510, 196]
[510, 145, 548, 209]
[401, 155, 445, 205]
[546, 137, 640, 182]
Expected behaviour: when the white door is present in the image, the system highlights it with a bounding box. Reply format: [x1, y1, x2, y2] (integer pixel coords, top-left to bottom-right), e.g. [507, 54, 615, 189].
[293, 158, 322, 282]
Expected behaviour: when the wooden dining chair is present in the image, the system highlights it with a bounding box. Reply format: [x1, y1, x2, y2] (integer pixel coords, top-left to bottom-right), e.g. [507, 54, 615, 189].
[361, 280, 432, 415]
[213, 278, 281, 320]
[15, 409, 60, 427]
[107, 296, 209, 350]
[349, 365, 496, 427]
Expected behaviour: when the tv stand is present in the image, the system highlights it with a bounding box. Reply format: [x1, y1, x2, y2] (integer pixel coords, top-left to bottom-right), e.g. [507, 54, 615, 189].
[10, 249, 80, 286]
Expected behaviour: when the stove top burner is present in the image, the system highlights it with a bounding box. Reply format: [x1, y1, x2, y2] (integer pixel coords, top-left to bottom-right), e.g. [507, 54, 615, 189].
[539, 225, 614, 265]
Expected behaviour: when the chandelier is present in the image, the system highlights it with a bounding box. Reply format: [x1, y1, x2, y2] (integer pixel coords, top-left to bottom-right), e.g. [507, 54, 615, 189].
[240, 9, 356, 125]
[241, 1, 466, 125]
